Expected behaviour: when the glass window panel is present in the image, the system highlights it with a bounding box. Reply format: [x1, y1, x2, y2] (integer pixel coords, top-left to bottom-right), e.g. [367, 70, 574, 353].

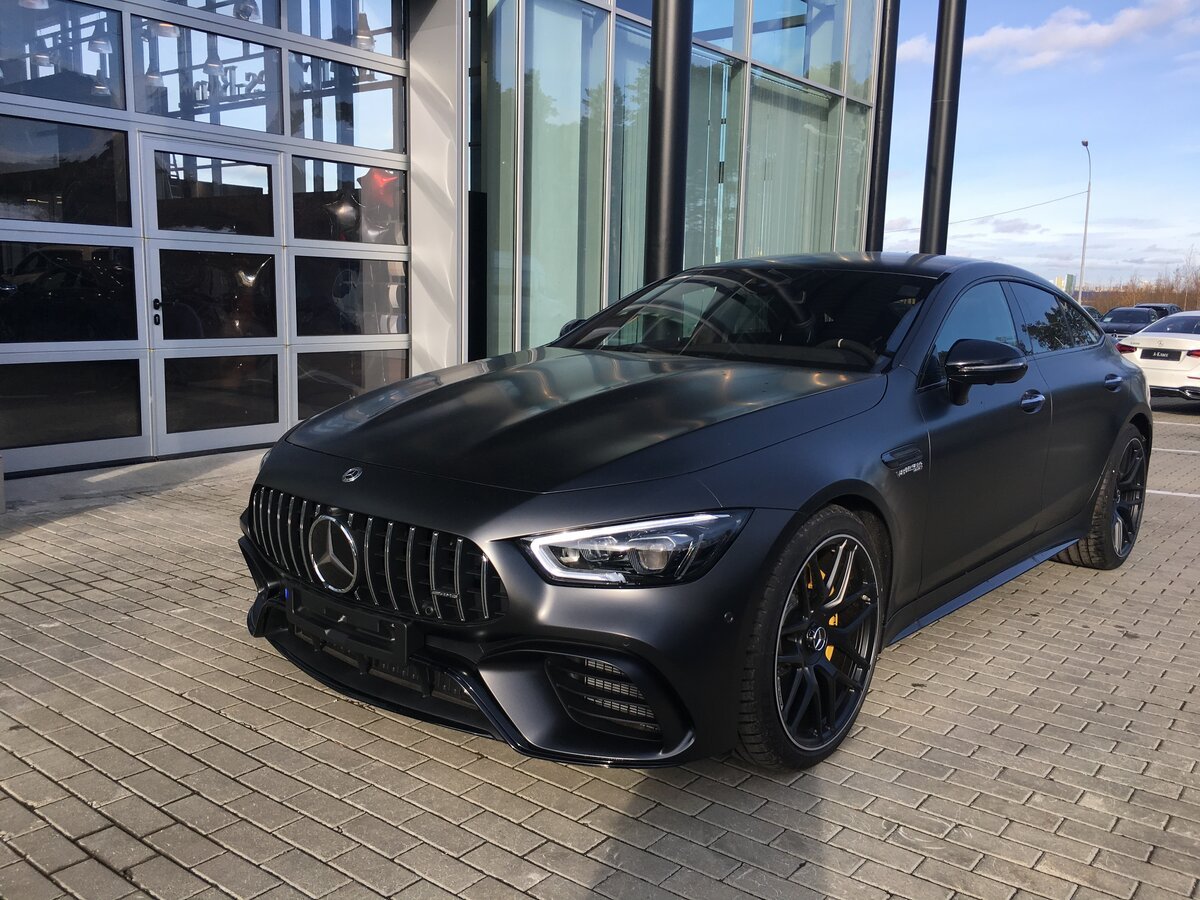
[608, 20, 650, 305]
[480, 0, 519, 357]
[164, 353, 277, 432]
[694, 0, 747, 52]
[293, 158, 406, 244]
[286, 0, 403, 58]
[159, 249, 276, 339]
[163, 0, 280, 28]
[155, 151, 273, 236]
[1009, 282, 1101, 352]
[0, 359, 141, 448]
[521, 0, 607, 347]
[297, 350, 409, 419]
[684, 49, 744, 271]
[742, 70, 841, 257]
[132, 18, 283, 133]
[0, 0, 124, 108]
[752, 0, 845, 89]
[0, 115, 130, 227]
[294, 257, 407, 336]
[615, 0, 651, 19]
[834, 99, 869, 251]
[289, 53, 404, 152]
[0, 242, 136, 343]
[845, 0, 876, 101]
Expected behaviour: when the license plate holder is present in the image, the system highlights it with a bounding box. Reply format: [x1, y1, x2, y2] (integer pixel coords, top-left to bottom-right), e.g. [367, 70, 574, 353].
[284, 585, 418, 671]
[1142, 348, 1181, 361]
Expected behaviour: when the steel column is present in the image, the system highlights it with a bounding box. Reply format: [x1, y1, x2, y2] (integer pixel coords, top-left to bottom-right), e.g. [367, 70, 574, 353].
[919, 0, 966, 256]
[643, 0, 694, 283]
[864, 0, 900, 252]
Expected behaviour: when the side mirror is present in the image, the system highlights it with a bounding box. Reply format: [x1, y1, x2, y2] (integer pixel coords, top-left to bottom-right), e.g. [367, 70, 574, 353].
[944, 338, 1027, 405]
[559, 318, 585, 338]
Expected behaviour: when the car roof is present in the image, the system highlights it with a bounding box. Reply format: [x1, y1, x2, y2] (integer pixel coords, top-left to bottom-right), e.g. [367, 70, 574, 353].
[689, 251, 1050, 283]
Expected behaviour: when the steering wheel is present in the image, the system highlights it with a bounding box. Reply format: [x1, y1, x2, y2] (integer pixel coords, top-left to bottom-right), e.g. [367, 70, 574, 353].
[816, 338, 878, 365]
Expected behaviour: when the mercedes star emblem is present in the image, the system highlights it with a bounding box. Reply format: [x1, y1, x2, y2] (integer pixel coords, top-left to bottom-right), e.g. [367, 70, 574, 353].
[308, 515, 359, 594]
[342, 466, 363, 483]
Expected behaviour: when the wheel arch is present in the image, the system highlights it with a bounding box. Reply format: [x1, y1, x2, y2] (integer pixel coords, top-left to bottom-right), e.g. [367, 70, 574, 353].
[1129, 411, 1152, 455]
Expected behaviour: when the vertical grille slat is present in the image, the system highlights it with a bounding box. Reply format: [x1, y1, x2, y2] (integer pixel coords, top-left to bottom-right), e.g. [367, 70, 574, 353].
[247, 487, 506, 624]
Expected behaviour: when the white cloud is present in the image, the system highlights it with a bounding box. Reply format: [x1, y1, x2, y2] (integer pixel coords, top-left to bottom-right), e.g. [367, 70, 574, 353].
[989, 217, 1047, 234]
[898, 0, 1194, 70]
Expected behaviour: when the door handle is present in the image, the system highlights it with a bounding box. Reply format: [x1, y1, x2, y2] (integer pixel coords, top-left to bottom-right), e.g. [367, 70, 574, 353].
[1104, 373, 1124, 392]
[152, 297, 162, 310]
[1019, 390, 1045, 413]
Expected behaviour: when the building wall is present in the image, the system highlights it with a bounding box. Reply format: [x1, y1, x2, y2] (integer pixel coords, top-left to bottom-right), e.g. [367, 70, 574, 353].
[474, 0, 880, 356]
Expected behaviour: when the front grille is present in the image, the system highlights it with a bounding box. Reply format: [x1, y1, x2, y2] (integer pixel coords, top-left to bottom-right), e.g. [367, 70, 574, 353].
[249, 485, 507, 624]
[547, 656, 661, 741]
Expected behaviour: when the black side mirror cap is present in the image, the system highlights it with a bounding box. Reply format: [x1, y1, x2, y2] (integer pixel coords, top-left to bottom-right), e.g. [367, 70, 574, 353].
[945, 338, 1028, 405]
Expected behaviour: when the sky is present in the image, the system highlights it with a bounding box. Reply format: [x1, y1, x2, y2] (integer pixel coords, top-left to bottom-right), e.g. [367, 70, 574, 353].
[882, 0, 1200, 287]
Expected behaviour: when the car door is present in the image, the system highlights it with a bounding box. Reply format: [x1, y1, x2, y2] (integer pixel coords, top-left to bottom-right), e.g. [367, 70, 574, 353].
[1004, 281, 1122, 530]
[917, 280, 1053, 594]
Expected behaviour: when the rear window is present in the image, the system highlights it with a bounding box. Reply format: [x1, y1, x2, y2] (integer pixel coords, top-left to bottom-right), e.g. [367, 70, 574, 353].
[561, 268, 937, 371]
[1141, 315, 1200, 335]
[1102, 309, 1154, 323]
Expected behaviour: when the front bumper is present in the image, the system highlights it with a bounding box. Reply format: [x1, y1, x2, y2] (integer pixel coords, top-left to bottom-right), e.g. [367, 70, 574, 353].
[239, 473, 791, 766]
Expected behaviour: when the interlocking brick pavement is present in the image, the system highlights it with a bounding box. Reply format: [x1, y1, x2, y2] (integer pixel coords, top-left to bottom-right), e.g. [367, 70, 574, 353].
[1, 401, 1198, 900]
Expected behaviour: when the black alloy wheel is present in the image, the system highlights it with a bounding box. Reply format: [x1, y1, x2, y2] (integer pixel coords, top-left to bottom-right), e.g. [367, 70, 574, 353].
[1111, 437, 1146, 559]
[1055, 422, 1148, 570]
[737, 505, 885, 769]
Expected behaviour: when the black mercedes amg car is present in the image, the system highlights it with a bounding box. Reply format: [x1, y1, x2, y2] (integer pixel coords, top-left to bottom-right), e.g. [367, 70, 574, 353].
[241, 253, 1150, 769]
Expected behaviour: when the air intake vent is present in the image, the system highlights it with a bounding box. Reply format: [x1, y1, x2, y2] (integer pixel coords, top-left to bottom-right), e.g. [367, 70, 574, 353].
[546, 656, 662, 741]
[248, 485, 507, 624]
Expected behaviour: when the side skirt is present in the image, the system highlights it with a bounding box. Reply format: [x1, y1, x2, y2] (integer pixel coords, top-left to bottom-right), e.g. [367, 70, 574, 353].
[885, 538, 1076, 646]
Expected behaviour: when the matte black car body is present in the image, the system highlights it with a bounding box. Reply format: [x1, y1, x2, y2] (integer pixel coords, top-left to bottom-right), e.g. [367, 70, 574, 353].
[241, 253, 1150, 766]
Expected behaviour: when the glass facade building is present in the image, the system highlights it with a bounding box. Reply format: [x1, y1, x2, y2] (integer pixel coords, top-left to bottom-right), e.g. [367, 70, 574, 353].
[1, 0, 879, 474]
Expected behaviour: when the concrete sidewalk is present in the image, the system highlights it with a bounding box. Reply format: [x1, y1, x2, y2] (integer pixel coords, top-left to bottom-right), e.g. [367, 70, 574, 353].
[1, 427, 1198, 900]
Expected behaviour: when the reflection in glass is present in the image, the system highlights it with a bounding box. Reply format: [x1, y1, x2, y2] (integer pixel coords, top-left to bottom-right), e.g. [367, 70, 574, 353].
[608, 21, 651, 304]
[616, 0, 746, 50]
[480, 0, 518, 356]
[295, 257, 407, 336]
[752, 0, 845, 89]
[286, 0, 402, 58]
[743, 70, 841, 256]
[293, 158, 406, 244]
[0, 0, 124, 108]
[834, 100, 869, 251]
[845, 0, 877, 101]
[155, 152, 273, 236]
[0, 359, 141, 448]
[163, 0, 280, 28]
[132, 18, 283, 133]
[159, 249, 276, 339]
[0, 242, 136, 343]
[298, 350, 409, 419]
[289, 53, 404, 151]
[522, 0, 607, 347]
[164, 354, 277, 433]
[0, 115, 130, 226]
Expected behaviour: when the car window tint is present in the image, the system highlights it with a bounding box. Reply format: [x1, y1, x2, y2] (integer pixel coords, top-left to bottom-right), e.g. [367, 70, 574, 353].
[1143, 315, 1200, 335]
[922, 281, 1019, 386]
[1009, 282, 1101, 352]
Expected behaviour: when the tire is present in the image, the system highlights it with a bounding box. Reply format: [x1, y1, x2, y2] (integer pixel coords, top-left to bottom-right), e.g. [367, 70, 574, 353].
[736, 505, 885, 769]
[1055, 422, 1147, 570]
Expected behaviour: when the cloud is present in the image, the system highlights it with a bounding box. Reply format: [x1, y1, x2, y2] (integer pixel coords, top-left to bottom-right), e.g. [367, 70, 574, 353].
[989, 218, 1047, 234]
[898, 0, 1194, 70]
[884, 216, 917, 232]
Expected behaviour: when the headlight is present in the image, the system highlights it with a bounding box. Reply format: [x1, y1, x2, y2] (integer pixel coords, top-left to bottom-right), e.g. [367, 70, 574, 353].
[524, 512, 748, 585]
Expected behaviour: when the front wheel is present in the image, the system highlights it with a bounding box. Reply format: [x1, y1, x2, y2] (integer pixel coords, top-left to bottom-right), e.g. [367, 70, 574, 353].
[736, 505, 885, 769]
[1055, 423, 1147, 570]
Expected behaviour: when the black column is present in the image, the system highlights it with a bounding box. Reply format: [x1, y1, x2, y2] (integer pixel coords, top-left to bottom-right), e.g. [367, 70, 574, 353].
[919, 0, 967, 256]
[643, 0, 693, 284]
[864, 0, 901, 252]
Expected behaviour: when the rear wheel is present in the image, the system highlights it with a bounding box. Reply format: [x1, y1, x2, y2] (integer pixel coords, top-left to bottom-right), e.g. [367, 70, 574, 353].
[736, 505, 884, 769]
[1055, 423, 1147, 569]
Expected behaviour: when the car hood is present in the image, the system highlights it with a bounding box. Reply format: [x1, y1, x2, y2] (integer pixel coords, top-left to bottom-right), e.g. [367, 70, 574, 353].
[1101, 321, 1146, 334]
[288, 347, 885, 492]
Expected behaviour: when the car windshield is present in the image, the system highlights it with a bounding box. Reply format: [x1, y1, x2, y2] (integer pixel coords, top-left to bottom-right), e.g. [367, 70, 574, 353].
[1141, 315, 1200, 335]
[1102, 309, 1153, 323]
[560, 268, 937, 371]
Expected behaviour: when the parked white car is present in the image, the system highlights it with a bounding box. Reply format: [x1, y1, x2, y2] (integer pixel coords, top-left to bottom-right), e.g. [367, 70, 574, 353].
[1116, 311, 1200, 400]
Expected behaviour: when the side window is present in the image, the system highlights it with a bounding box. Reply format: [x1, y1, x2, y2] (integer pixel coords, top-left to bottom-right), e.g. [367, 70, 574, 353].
[1008, 282, 1101, 352]
[922, 281, 1020, 386]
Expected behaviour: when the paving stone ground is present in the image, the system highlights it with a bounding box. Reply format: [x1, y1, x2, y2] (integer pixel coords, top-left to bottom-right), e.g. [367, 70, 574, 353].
[1, 400, 1198, 900]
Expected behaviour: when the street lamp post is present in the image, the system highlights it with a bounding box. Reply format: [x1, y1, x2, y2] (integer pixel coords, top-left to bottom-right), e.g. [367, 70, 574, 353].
[1077, 140, 1092, 302]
